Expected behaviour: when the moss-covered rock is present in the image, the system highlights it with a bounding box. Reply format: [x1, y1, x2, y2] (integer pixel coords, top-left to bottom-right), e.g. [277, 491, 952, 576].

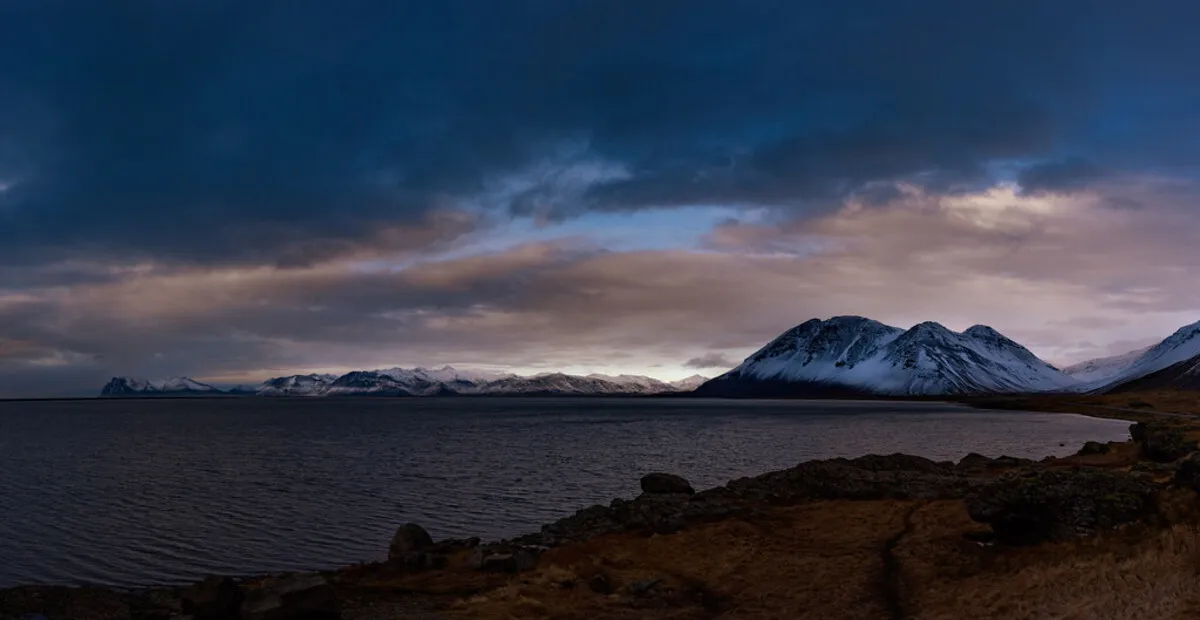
[1130, 422, 1196, 463]
[965, 468, 1159, 545]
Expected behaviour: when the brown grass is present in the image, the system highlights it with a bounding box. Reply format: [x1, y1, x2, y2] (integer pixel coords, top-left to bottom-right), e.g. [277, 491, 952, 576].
[393, 490, 1200, 620]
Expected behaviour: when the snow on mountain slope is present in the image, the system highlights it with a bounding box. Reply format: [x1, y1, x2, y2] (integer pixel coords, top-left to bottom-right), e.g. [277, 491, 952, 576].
[324, 371, 412, 396]
[699, 316, 1077, 396]
[482, 373, 639, 395]
[256, 374, 338, 396]
[669, 375, 709, 391]
[1081, 320, 1200, 390]
[254, 368, 699, 397]
[158, 377, 221, 393]
[100, 376, 222, 396]
[1105, 353, 1200, 393]
[586, 374, 679, 393]
[102, 367, 705, 398]
[376, 365, 511, 385]
[1062, 347, 1153, 384]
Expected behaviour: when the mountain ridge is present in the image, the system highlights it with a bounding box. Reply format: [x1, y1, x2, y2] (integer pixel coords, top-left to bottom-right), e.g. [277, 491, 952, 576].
[98, 317, 1200, 399]
[100, 367, 709, 398]
[696, 316, 1076, 397]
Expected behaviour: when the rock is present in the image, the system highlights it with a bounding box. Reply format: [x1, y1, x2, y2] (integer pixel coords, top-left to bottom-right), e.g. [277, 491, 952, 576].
[965, 468, 1159, 545]
[1078, 441, 1110, 455]
[511, 454, 976, 548]
[127, 588, 185, 620]
[1174, 453, 1200, 492]
[1132, 460, 1177, 476]
[469, 545, 540, 572]
[468, 547, 486, 570]
[588, 574, 614, 595]
[388, 523, 433, 561]
[1131, 422, 1196, 463]
[626, 578, 662, 596]
[956, 453, 1033, 471]
[240, 573, 339, 620]
[395, 552, 427, 570]
[992, 455, 1034, 468]
[956, 453, 993, 469]
[181, 576, 243, 620]
[640, 473, 695, 495]
[728, 454, 971, 503]
[479, 553, 518, 572]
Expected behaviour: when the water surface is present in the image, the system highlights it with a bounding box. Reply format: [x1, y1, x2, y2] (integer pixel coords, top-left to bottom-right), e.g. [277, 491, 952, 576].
[0, 397, 1130, 587]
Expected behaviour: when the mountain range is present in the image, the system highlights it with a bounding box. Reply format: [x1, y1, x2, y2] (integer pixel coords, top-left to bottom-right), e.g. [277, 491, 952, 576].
[100, 316, 1200, 399]
[100, 367, 709, 398]
[696, 316, 1200, 397]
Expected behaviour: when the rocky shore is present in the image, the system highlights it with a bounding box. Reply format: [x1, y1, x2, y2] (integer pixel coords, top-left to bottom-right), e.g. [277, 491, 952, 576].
[5, 420, 1200, 619]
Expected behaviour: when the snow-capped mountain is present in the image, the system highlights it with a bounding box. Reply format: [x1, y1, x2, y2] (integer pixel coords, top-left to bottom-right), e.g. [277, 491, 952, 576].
[1061, 347, 1153, 384]
[1105, 352, 1200, 393]
[99, 367, 699, 397]
[100, 376, 222, 396]
[1058, 320, 1200, 392]
[695, 316, 1077, 396]
[256, 374, 339, 396]
[669, 375, 710, 391]
[586, 374, 676, 393]
[378, 366, 514, 384]
[480, 373, 647, 395]
[1078, 320, 1200, 391]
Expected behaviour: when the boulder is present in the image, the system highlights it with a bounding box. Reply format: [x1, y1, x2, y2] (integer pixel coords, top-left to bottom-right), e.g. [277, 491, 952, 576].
[388, 523, 433, 561]
[626, 578, 662, 597]
[588, 574, 613, 595]
[1130, 422, 1196, 463]
[1174, 453, 1200, 492]
[393, 551, 446, 571]
[1132, 460, 1177, 476]
[472, 546, 540, 573]
[728, 454, 971, 503]
[1077, 441, 1110, 456]
[512, 455, 975, 547]
[240, 574, 339, 620]
[180, 576, 243, 620]
[965, 468, 1159, 545]
[640, 473, 695, 495]
[956, 453, 1033, 471]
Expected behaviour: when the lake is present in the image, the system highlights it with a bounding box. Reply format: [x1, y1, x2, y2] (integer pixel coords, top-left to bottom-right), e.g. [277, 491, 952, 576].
[0, 397, 1130, 588]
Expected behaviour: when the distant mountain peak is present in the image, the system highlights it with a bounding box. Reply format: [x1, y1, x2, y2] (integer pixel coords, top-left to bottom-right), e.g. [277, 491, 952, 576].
[102, 367, 695, 397]
[698, 316, 1075, 397]
[100, 376, 220, 397]
[1072, 319, 1200, 391]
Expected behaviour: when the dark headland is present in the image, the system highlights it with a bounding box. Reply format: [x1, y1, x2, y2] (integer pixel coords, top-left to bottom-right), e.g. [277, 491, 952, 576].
[6, 404, 1200, 619]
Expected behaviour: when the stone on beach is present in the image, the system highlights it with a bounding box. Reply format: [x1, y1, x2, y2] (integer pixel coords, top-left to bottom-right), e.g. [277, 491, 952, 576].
[388, 523, 434, 561]
[640, 473, 695, 495]
[180, 576, 243, 620]
[240, 573, 339, 620]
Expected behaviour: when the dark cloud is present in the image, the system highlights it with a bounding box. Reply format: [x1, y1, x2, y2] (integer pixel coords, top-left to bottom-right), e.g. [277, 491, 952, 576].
[683, 353, 737, 369]
[3, 1, 1200, 264]
[1017, 159, 1108, 195]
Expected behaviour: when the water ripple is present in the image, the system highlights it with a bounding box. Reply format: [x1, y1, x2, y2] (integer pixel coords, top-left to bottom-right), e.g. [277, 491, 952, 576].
[0, 397, 1130, 587]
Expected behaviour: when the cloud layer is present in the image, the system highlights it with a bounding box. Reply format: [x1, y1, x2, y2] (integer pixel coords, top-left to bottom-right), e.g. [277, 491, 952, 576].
[4, 2, 1200, 395]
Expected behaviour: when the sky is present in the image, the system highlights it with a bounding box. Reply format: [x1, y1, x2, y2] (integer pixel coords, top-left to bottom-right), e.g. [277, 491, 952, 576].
[5, 1, 1200, 396]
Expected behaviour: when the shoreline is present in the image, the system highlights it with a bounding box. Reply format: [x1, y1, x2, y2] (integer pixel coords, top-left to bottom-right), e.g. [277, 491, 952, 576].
[5, 409, 1199, 619]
